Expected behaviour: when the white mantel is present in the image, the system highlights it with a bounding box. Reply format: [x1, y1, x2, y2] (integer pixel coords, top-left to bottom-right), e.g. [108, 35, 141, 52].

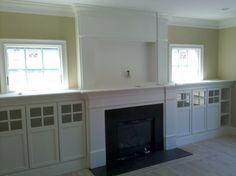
[84, 84, 177, 168]
[83, 80, 233, 169]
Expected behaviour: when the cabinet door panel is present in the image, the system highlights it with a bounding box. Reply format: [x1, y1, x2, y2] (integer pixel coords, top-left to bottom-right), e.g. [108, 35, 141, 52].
[61, 125, 85, 161]
[177, 109, 191, 136]
[192, 107, 206, 133]
[27, 103, 59, 168]
[0, 134, 27, 174]
[207, 105, 220, 130]
[29, 130, 58, 166]
[59, 101, 86, 162]
[0, 106, 28, 175]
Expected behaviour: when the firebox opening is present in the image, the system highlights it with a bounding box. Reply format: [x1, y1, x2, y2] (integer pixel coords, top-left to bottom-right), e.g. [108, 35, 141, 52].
[105, 104, 164, 166]
[117, 118, 154, 160]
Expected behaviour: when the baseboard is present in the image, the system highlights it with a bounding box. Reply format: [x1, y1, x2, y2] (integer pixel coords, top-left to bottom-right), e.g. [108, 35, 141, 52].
[224, 126, 236, 136]
[7, 158, 87, 176]
[176, 128, 226, 147]
[90, 149, 106, 169]
[165, 135, 177, 150]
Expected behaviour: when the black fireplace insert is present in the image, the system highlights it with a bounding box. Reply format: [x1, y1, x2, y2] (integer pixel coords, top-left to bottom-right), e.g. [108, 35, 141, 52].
[105, 104, 164, 166]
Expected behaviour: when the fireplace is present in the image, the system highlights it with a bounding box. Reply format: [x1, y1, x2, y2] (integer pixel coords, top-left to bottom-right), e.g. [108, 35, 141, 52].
[105, 104, 164, 166]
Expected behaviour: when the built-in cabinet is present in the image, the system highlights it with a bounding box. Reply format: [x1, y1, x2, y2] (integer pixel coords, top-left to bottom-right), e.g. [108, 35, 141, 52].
[176, 85, 231, 138]
[207, 89, 220, 130]
[176, 91, 191, 136]
[0, 106, 28, 175]
[27, 103, 59, 168]
[59, 101, 86, 162]
[220, 88, 231, 126]
[192, 89, 206, 133]
[0, 100, 86, 176]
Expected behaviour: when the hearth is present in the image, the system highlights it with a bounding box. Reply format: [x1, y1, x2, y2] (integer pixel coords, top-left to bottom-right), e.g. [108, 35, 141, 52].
[90, 104, 192, 176]
[105, 104, 164, 166]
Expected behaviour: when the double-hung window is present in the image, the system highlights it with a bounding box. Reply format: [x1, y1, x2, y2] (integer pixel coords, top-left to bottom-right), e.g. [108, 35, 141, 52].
[0, 39, 68, 93]
[169, 44, 203, 83]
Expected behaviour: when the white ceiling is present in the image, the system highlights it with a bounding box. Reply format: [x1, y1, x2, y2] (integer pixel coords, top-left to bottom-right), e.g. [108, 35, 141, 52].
[18, 0, 236, 20]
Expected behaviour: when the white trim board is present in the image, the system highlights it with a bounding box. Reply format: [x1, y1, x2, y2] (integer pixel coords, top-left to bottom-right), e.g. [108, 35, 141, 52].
[169, 16, 236, 29]
[0, 0, 74, 17]
[168, 16, 219, 29]
[1, 1, 236, 29]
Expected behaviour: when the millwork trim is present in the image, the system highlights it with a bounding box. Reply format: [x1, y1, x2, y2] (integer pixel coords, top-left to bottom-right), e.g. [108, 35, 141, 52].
[1, 1, 236, 29]
[0, 0, 74, 17]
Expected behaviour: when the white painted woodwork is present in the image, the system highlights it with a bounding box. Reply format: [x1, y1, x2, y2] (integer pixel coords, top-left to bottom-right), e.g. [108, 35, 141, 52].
[26, 103, 59, 168]
[74, 6, 160, 89]
[192, 107, 206, 133]
[157, 14, 169, 84]
[0, 93, 87, 176]
[75, 6, 157, 41]
[192, 89, 207, 133]
[207, 89, 220, 130]
[0, 80, 233, 174]
[58, 101, 86, 162]
[175, 82, 232, 147]
[78, 37, 157, 89]
[85, 86, 165, 168]
[220, 87, 231, 126]
[207, 105, 220, 130]
[0, 106, 28, 175]
[165, 86, 177, 149]
[177, 108, 191, 136]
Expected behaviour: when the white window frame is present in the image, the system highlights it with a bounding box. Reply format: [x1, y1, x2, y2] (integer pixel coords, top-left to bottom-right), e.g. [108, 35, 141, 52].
[0, 39, 68, 93]
[169, 44, 204, 83]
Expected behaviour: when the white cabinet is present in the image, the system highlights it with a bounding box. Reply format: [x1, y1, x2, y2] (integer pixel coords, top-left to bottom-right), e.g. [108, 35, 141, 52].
[58, 101, 86, 161]
[176, 87, 223, 137]
[220, 88, 231, 126]
[176, 91, 191, 136]
[192, 90, 206, 133]
[0, 99, 86, 175]
[0, 106, 28, 175]
[26, 103, 59, 168]
[207, 89, 220, 130]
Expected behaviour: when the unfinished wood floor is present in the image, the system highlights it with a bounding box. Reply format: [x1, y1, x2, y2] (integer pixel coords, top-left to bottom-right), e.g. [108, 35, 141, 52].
[63, 136, 236, 176]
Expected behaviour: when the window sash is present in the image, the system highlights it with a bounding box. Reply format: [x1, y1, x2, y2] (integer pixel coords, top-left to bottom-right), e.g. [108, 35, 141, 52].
[169, 44, 203, 83]
[0, 39, 68, 93]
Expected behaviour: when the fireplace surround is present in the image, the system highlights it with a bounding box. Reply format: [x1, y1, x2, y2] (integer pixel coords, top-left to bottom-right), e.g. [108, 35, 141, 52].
[105, 104, 164, 166]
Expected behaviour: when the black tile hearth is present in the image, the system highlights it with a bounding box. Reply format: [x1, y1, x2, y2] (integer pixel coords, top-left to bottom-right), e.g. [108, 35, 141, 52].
[90, 148, 192, 176]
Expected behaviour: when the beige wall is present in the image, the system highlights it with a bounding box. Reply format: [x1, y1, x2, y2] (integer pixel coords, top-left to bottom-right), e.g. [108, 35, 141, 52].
[0, 12, 77, 88]
[218, 27, 236, 79]
[218, 27, 236, 126]
[168, 26, 219, 79]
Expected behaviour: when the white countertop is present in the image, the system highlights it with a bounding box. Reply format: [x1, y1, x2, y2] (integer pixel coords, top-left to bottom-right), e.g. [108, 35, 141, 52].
[0, 80, 233, 99]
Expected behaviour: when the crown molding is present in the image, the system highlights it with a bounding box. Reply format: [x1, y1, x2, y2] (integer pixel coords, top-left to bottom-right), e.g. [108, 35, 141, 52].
[218, 18, 236, 29]
[1, 1, 236, 29]
[0, 0, 74, 17]
[168, 16, 219, 29]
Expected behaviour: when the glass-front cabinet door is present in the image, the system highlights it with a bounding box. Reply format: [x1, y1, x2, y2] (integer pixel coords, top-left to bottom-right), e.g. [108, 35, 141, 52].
[192, 90, 207, 133]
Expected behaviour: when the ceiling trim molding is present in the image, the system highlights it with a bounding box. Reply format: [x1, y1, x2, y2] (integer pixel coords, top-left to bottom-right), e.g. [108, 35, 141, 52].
[168, 16, 219, 29]
[219, 18, 236, 29]
[0, 0, 74, 17]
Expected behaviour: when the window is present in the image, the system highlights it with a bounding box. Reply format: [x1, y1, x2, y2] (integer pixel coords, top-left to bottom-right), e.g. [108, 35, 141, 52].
[169, 44, 203, 83]
[0, 39, 68, 93]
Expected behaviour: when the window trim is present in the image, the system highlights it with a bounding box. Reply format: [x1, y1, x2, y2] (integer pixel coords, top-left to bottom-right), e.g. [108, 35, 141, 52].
[0, 39, 68, 93]
[169, 44, 204, 83]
